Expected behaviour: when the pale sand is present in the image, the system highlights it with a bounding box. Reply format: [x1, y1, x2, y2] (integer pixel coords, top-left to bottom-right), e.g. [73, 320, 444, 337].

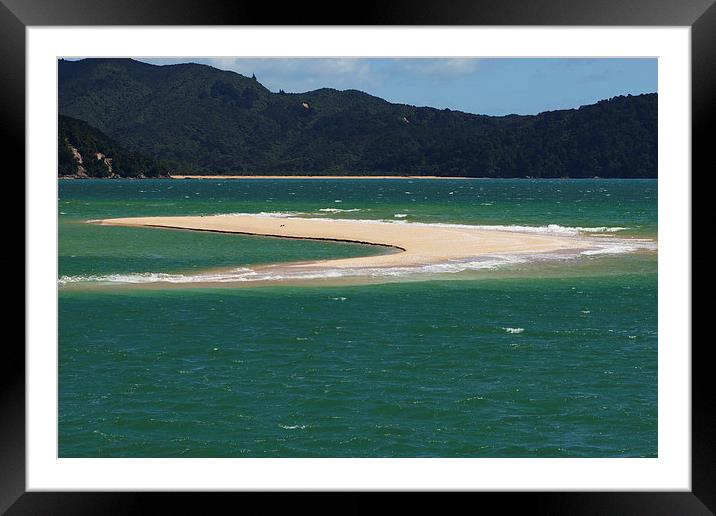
[170, 175, 474, 180]
[96, 215, 591, 272]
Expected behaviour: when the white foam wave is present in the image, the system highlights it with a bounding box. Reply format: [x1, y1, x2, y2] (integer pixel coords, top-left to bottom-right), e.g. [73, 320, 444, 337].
[59, 268, 255, 285]
[502, 327, 524, 334]
[216, 211, 307, 218]
[466, 224, 629, 236]
[58, 255, 530, 286]
[59, 236, 656, 286]
[207, 213, 630, 237]
[581, 241, 657, 255]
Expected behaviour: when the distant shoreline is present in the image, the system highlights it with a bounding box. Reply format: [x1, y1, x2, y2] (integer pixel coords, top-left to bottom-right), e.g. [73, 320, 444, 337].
[58, 175, 656, 180]
[170, 174, 475, 180]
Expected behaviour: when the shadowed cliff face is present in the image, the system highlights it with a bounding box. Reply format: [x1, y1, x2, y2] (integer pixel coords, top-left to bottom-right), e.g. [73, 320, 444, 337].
[58, 58, 657, 178]
[62, 141, 120, 178]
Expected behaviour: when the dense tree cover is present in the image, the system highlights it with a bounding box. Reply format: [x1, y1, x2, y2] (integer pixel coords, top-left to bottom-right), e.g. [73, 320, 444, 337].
[58, 114, 174, 177]
[58, 58, 657, 177]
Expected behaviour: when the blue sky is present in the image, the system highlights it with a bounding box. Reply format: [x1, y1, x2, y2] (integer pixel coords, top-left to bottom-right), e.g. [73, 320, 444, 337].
[136, 58, 656, 116]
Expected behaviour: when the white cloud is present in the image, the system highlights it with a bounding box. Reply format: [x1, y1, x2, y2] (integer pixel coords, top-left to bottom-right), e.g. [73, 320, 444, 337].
[138, 57, 486, 95]
[392, 58, 482, 76]
[186, 57, 483, 92]
[199, 58, 377, 92]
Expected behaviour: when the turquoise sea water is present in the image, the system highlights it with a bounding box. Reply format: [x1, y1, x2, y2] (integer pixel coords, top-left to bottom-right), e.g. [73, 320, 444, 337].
[58, 179, 657, 457]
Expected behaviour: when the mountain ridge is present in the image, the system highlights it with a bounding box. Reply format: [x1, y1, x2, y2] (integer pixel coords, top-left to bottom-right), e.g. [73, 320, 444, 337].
[58, 58, 657, 178]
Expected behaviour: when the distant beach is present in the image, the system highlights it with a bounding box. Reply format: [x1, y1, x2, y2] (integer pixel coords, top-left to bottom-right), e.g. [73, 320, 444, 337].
[170, 175, 475, 180]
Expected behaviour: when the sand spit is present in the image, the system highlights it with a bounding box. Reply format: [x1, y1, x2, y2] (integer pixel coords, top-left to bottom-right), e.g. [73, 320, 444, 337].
[96, 215, 591, 272]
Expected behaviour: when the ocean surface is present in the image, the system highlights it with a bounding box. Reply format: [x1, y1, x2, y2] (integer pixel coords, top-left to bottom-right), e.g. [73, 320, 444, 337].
[58, 178, 657, 457]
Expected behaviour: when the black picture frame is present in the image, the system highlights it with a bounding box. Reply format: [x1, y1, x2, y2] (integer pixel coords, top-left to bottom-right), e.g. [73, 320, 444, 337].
[6, 0, 707, 513]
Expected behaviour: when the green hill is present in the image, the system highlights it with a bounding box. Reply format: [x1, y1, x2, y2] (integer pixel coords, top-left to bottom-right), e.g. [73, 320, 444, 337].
[58, 58, 657, 178]
[59, 114, 173, 178]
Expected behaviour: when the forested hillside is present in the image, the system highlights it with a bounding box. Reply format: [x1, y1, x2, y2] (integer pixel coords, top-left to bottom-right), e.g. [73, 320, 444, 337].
[59, 58, 657, 178]
[59, 114, 173, 177]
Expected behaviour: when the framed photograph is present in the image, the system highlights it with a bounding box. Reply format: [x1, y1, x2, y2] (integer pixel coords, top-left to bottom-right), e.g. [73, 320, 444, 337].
[7, 0, 708, 512]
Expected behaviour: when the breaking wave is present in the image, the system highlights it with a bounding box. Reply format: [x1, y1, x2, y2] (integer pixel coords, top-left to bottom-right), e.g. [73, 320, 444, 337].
[58, 256, 527, 286]
[57, 238, 653, 286]
[204, 213, 631, 237]
[213, 214, 629, 235]
[502, 327, 524, 334]
[317, 208, 362, 213]
[216, 211, 307, 218]
[465, 224, 629, 236]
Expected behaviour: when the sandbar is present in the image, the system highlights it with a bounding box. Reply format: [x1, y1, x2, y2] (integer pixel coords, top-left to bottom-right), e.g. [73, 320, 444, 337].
[96, 215, 590, 272]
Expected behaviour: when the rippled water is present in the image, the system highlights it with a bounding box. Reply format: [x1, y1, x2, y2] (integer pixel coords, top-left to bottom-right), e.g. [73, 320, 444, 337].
[58, 179, 657, 457]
